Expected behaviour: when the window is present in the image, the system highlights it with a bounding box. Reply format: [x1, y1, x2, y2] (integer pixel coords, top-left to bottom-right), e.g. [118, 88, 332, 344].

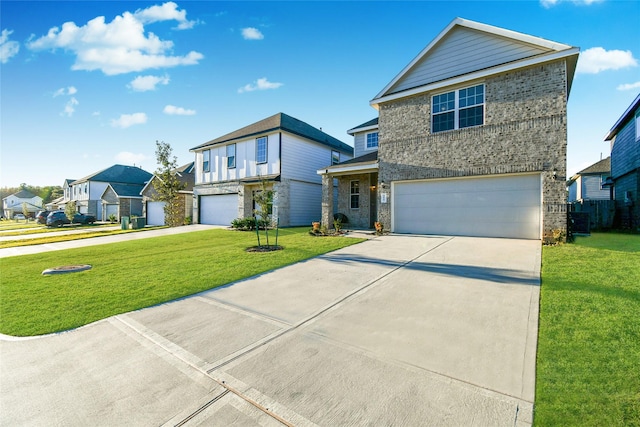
[227, 144, 236, 168]
[332, 150, 340, 165]
[350, 180, 360, 209]
[84, 183, 88, 194]
[432, 84, 484, 133]
[256, 137, 268, 164]
[203, 150, 210, 172]
[366, 132, 378, 149]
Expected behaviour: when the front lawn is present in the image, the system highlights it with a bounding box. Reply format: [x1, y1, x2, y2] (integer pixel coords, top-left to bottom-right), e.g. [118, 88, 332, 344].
[0, 227, 363, 337]
[536, 233, 640, 426]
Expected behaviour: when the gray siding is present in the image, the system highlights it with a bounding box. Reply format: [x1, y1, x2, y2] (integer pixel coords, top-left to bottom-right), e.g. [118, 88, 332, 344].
[353, 131, 378, 158]
[389, 27, 549, 94]
[611, 113, 639, 179]
[281, 133, 352, 182]
[289, 181, 322, 226]
[581, 175, 610, 201]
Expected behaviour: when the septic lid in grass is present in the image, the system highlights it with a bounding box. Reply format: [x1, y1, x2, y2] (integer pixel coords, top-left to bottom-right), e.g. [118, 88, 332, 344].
[42, 265, 92, 275]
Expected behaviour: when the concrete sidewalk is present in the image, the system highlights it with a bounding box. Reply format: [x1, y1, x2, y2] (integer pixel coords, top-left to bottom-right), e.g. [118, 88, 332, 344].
[0, 224, 222, 258]
[0, 235, 541, 426]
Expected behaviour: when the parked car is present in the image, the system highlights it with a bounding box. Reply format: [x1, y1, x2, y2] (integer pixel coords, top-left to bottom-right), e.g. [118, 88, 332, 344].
[46, 211, 71, 227]
[14, 214, 26, 221]
[47, 211, 97, 227]
[72, 213, 96, 224]
[35, 210, 51, 224]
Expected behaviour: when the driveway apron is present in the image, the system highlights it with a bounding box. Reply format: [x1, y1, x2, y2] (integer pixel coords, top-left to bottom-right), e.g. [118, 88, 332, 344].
[0, 235, 540, 426]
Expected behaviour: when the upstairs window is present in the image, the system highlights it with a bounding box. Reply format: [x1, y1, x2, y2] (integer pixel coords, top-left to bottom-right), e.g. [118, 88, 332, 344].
[256, 137, 268, 164]
[366, 131, 379, 149]
[203, 150, 210, 173]
[432, 84, 484, 133]
[332, 150, 340, 165]
[227, 144, 236, 169]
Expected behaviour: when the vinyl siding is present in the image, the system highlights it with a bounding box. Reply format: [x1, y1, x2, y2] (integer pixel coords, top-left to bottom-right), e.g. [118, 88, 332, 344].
[281, 132, 352, 183]
[581, 175, 610, 201]
[196, 133, 281, 184]
[353, 131, 378, 158]
[389, 27, 549, 95]
[289, 181, 322, 226]
[611, 111, 640, 179]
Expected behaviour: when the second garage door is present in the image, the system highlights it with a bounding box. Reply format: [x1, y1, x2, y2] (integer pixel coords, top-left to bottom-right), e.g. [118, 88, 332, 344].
[393, 174, 541, 239]
[146, 201, 166, 226]
[200, 194, 238, 226]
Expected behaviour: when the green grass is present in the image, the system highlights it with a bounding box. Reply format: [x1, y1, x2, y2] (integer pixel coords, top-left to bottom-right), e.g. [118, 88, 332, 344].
[536, 233, 640, 426]
[0, 226, 163, 249]
[0, 228, 363, 337]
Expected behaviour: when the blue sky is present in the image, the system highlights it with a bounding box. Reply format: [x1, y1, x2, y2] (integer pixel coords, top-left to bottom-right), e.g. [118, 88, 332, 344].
[1, 0, 639, 188]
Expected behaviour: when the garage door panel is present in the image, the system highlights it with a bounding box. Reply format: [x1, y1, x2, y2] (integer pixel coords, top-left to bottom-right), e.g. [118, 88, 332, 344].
[393, 174, 541, 239]
[146, 201, 166, 226]
[200, 194, 238, 226]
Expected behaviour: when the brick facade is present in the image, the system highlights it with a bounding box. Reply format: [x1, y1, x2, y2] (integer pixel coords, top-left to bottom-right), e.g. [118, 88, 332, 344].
[377, 60, 569, 240]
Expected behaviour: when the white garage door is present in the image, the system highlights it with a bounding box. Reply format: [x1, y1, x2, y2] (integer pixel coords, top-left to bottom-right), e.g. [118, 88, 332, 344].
[105, 204, 118, 220]
[146, 201, 166, 226]
[393, 174, 541, 239]
[200, 194, 238, 226]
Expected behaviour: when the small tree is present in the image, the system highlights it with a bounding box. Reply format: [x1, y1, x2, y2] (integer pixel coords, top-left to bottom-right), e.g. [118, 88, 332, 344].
[65, 200, 77, 222]
[253, 179, 275, 247]
[21, 202, 29, 220]
[154, 141, 186, 227]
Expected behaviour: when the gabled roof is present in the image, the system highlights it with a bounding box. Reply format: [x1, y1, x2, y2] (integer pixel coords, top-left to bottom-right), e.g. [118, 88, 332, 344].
[604, 93, 640, 141]
[191, 112, 353, 154]
[176, 162, 195, 174]
[104, 183, 145, 198]
[318, 151, 378, 176]
[347, 118, 379, 135]
[577, 157, 610, 175]
[12, 189, 38, 199]
[73, 164, 153, 185]
[142, 162, 195, 195]
[371, 17, 579, 108]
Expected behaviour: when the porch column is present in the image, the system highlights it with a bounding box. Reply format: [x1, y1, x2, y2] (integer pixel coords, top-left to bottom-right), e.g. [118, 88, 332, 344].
[321, 173, 334, 229]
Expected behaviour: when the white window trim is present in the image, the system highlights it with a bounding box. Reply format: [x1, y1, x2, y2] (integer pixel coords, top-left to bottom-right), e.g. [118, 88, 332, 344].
[332, 150, 340, 165]
[350, 180, 360, 210]
[203, 150, 210, 173]
[256, 137, 268, 164]
[227, 144, 236, 169]
[431, 83, 485, 133]
[365, 131, 379, 150]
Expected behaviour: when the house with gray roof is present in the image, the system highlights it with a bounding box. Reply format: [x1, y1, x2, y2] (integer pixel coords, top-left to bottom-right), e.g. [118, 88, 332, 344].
[567, 157, 611, 203]
[141, 162, 195, 226]
[190, 112, 353, 226]
[64, 164, 153, 221]
[2, 189, 43, 219]
[319, 17, 579, 241]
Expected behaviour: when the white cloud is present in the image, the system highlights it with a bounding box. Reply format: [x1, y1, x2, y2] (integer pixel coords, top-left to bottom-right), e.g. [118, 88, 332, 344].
[110, 112, 147, 128]
[62, 97, 79, 117]
[241, 27, 264, 40]
[115, 151, 147, 164]
[577, 47, 638, 74]
[133, 1, 197, 29]
[129, 74, 170, 91]
[53, 86, 77, 97]
[617, 81, 640, 91]
[163, 105, 196, 115]
[541, 0, 603, 7]
[26, 2, 203, 75]
[0, 29, 20, 63]
[238, 77, 283, 93]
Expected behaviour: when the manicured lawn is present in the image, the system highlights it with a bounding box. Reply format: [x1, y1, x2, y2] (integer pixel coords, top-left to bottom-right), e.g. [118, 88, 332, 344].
[536, 233, 640, 426]
[0, 226, 159, 249]
[0, 227, 363, 337]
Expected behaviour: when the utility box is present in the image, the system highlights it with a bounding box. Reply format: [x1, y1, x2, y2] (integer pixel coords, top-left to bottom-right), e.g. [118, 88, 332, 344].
[131, 217, 146, 229]
[121, 216, 130, 230]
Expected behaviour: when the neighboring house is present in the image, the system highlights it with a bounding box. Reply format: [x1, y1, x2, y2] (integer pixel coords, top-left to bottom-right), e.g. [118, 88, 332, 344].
[2, 189, 43, 218]
[64, 164, 153, 220]
[319, 17, 579, 240]
[604, 93, 640, 230]
[318, 118, 379, 229]
[567, 157, 611, 202]
[45, 196, 64, 211]
[141, 162, 195, 226]
[191, 112, 353, 226]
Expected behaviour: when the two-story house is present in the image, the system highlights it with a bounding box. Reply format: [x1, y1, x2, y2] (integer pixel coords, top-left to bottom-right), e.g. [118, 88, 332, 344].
[66, 164, 153, 221]
[605, 93, 640, 230]
[2, 189, 43, 219]
[141, 162, 195, 226]
[320, 17, 579, 241]
[191, 113, 353, 226]
[567, 157, 612, 203]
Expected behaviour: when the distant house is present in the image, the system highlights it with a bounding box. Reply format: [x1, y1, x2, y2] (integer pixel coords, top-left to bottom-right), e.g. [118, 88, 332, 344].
[141, 162, 195, 226]
[605, 93, 640, 230]
[2, 189, 43, 218]
[319, 17, 579, 240]
[567, 157, 611, 202]
[191, 113, 353, 226]
[63, 164, 153, 221]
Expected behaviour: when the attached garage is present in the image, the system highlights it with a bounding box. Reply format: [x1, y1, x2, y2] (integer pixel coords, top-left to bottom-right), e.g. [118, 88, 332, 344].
[199, 194, 238, 225]
[392, 174, 541, 239]
[146, 201, 166, 226]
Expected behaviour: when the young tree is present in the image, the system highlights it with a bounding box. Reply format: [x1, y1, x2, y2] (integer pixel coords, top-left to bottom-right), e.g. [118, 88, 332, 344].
[65, 200, 76, 221]
[154, 141, 186, 227]
[253, 179, 274, 247]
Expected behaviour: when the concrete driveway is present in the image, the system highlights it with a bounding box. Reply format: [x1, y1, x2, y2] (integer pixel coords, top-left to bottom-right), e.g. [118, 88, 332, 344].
[0, 234, 540, 426]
